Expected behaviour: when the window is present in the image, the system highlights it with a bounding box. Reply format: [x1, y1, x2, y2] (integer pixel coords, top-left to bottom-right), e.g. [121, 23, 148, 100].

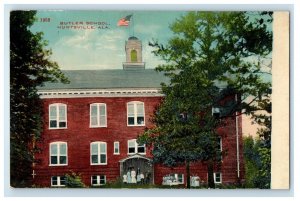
[127, 101, 145, 126]
[177, 174, 184, 183]
[162, 173, 184, 185]
[127, 139, 146, 155]
[214, 172, 222, 184]
[50, 142, 67, 166]
[91, 142, 107, 165]
[51, 176, 66, 187]
[114, 142, 120, 155]
[212, 107, 220, 118]
[49, 103, 67, 129]
[130, 49, 137, 62]
[190, 176, 200, 187]
[217, 137, 222, 152]
[91, 175, 106, 186]
[90, 103, 107, 127]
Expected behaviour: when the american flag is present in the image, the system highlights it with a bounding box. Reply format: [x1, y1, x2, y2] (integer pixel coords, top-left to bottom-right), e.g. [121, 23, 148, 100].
[117, 15, 132, 26]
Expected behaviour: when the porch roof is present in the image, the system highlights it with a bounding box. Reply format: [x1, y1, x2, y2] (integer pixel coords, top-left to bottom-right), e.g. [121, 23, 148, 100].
[119, 154, 152, 163]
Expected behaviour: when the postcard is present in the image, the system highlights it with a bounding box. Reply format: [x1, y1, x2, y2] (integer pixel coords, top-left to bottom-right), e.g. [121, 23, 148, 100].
[8, 10, 289, 190]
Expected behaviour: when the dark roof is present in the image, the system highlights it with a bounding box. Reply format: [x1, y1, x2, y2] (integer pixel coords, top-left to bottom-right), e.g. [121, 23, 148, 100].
[39, 69, 169, 90]
[128, 36, 139, 40]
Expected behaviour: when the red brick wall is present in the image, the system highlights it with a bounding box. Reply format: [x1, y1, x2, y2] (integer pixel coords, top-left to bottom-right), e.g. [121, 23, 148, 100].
[153, 115, 245, 186]
[33, 95, 244, 187]
[34, 96, 161, 187]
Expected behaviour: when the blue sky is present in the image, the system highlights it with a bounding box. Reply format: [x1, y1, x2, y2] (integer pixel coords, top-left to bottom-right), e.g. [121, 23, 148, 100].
[31, 11, 186, 70]
[30, 10, 272, 76]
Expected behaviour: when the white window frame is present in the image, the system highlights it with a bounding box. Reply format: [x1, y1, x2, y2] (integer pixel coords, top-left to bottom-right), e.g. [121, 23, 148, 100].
[90, 142, 107, 165]
[91, 175, 106, 186]
[177, 174, 184, 184]
[214, 172, 222, 184]
[114, 141, 120, 155]
[51, 176, 66, 187]
[162, 173, 184, 185]
[49, 103, 67, 129]
[90, 103, 107, 128]
[127, 101, 145, 126]
[127, 139, 146, 155]
[212, 107, 221, 118]
[218, 137, 222, 151]
[49, 142, 68, 166]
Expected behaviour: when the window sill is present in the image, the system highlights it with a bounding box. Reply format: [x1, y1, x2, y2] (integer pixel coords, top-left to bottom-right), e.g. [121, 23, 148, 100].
[89, 126, 107, 128]
[92, 184, 106, 186]
[127, 153, 146, 155]
[127, 124, 145, 127]
[49, 164, 68, 166]
[49, 127, 67, 130]
[90, 163, 107, 166]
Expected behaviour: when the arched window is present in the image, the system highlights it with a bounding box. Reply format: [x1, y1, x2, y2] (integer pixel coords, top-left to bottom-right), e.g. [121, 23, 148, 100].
[130, 49, 137, 62]
[49, 142, 67, 166]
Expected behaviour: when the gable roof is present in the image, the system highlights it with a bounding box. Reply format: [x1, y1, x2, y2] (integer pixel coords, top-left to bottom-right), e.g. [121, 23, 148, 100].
[39, 69, 169, 90]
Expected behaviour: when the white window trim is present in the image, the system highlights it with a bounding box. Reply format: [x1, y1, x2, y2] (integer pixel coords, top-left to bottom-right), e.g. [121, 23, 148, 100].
[218, 136, 222, 160]
[91, 175, 106, 186]
[51, 176, 66, 187]
[213, 172, 222, 184]
[212, 107, 220, 115]
[90, 142, 107, 165]
[127, 101, 145, 126]
[90, 103, 107, 128]
[49, 103, 67, 129]
[177, 173, 184, 184]
[162, 173, 184, 185]
[127, 139, 146, 155]
[114, 141, 120, 155]
[49, 142, 68, 166]
[218, 137, 222, 152]
[218, 137, 222, 153]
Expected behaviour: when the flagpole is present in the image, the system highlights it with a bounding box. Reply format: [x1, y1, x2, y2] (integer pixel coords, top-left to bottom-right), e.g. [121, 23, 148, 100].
[132, 14, 134, 37]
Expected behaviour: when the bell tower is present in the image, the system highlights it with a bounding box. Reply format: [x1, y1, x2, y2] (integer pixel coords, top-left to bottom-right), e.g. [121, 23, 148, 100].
[123, 36, 145, 70]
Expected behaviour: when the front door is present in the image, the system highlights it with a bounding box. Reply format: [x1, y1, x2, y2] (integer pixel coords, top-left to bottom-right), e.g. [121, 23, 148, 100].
[120, 156, 153, 184]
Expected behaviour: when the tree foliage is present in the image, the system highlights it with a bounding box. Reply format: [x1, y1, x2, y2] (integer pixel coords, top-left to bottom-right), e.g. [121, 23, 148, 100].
[243, 136, 271, 188]
[138, 11, 272, 188]
[10, 10, 69, 187]
[65, 172, 86, 188]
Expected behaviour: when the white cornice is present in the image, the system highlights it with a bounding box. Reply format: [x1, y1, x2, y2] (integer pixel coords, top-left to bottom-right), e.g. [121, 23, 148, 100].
[37, 88, 164, 99]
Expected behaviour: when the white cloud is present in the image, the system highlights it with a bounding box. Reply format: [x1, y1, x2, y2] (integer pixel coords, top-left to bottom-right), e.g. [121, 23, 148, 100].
[49, 26, 169, 70]
[135, 24, 162, 37]
[50, 29, 128, 70]
[143, 45, 165, 69]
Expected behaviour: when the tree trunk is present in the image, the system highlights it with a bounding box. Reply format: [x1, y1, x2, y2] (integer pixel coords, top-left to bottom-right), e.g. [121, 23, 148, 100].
[207, 159, 215, 188]
[186, 160, 191, 189]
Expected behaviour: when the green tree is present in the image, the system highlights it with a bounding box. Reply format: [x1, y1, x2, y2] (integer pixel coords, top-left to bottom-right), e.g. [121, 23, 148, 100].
[251, 91, 271, 188]
[243, 135, 271, 189]
[243, 136, 260, 188]
[10, 10, 69, 187]
[65, 172, 86, 188]
[138, 11, 272, 188]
